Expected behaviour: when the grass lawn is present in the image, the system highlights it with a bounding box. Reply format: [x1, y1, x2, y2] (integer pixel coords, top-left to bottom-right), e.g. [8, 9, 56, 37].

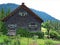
[0, 35, 60, 45]
[20, 37, 60, 45]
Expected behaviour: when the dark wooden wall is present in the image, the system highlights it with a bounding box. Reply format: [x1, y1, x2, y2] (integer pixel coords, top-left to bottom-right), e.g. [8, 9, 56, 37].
[5, 8, 42, 35]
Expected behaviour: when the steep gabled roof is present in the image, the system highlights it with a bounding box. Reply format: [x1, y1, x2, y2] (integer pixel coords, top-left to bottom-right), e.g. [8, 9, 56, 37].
[1, 3, 43, 22]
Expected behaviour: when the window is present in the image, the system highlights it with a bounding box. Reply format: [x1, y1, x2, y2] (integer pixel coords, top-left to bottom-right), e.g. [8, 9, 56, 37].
[19, 12, 22, 16]
[28, 22, 38, 29]
[19, 12, 27, 16]
[8, 24, 17, 28]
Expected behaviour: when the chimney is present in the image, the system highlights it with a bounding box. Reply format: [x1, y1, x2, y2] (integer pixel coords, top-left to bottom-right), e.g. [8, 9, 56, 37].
[22, 2, 24, 5]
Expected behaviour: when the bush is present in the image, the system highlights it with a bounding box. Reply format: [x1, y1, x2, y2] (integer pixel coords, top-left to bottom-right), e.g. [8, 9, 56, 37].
[36, 32, 44, 39]
[16, 28, 30, 37]
[30, 32, 44, 39]
[50, 31, 59, 39]
[56, 35, 60, 40]
[17, 28, 44, 38]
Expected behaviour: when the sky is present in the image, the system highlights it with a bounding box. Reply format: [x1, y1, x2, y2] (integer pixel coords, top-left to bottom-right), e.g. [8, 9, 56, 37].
[0, 0, 60, 20]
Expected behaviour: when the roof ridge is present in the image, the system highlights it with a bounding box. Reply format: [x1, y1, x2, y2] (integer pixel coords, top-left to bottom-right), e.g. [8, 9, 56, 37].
[1, 3, 43, 22]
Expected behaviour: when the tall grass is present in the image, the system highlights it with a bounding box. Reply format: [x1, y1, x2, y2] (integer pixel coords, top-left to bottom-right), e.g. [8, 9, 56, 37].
[0, 35, 60, 45]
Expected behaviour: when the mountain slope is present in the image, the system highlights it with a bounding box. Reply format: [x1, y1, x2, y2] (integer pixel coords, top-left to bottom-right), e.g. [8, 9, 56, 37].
[0, 3, 59, 22]
[0, 3, 18, 12]
[31, 9, 59, 21]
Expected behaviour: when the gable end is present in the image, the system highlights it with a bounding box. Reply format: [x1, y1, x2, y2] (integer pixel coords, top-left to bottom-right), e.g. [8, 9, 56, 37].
[1, 3, 43, 23]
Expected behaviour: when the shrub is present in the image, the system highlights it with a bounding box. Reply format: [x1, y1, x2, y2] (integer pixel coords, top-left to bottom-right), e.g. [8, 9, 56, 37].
[50, 31, 59, 39]
[30, 32, 44, 39]
[17, 28, 44, 38]
[16, 28, 30, 37]
[36, 32, 44, 39]
[56, 35, 60, 40]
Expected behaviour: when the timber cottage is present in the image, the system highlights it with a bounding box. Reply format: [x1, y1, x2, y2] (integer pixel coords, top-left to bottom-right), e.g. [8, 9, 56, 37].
[1, 3, 43, 35]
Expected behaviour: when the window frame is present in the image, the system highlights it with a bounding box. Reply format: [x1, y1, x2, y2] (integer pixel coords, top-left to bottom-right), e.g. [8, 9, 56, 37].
[8, 24, 17, 28]
[28, 22, 38, 29]
[19, 11, 27, 16]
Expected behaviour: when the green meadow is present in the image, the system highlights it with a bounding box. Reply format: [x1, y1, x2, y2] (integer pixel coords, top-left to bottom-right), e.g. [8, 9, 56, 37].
[0, 33, 60, 45]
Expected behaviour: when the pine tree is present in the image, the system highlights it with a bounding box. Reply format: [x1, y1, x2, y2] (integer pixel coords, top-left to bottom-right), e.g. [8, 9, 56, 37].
[0, 8, 5, 19]
[6, 8, 11, 16]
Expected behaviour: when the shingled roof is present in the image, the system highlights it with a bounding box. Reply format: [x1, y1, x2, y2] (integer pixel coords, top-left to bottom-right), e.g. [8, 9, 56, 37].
[1, 3, 43, 22]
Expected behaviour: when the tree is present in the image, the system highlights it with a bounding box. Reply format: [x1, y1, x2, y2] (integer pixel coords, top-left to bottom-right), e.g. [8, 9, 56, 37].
[0, 8, 5, 19]
[0, 22, 7, 35]
[6, 8, 11, 16]
[0, 8, 11, 35]
[0, 8, 11, 19]
[42, 20, 60, 38]
[42, 20, 51, 38]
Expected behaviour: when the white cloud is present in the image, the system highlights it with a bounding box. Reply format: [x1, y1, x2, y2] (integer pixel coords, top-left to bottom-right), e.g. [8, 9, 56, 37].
[0, 0, 60, 20]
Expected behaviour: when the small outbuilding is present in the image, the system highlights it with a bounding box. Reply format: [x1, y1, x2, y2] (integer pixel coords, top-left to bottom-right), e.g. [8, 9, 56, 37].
[1, 3, 43, 35]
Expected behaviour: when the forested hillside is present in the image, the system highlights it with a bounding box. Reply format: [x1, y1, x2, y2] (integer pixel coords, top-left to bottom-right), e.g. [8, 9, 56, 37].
[0, 3, 60, 22]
